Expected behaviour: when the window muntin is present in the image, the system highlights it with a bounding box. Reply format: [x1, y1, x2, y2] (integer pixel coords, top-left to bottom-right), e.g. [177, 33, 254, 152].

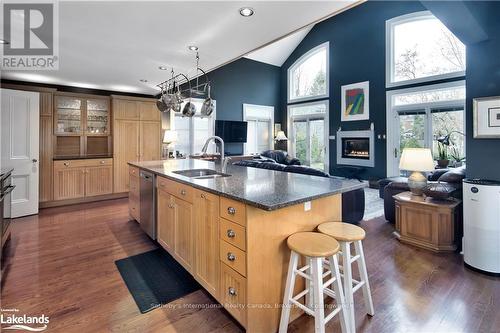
[288, 42, 329, 102]
[393, 85, 465, 106]
[387, 11, 466, 87]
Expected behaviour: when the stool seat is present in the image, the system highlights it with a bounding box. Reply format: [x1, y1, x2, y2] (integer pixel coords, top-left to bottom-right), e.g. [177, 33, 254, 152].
[287, 232, 340, 257]
[318, 222, 365, 242]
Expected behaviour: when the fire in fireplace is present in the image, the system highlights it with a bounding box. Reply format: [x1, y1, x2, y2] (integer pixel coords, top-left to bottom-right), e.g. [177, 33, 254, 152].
[342, 137, 370, 160]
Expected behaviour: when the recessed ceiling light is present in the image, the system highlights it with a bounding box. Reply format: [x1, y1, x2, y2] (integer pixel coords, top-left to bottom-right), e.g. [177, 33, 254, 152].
[188, 45, 198, 51]
[158, 66, 168, 70]
[0, 39, 9, 45]
[239, 7, 254, 17]
[139, 79, 148, 83]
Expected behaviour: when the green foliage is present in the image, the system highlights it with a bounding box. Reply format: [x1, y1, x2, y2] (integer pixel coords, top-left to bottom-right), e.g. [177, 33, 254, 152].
[436, 141, 448, 160]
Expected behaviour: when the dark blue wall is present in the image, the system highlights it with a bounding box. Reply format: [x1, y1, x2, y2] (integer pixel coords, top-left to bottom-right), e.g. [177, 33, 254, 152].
[279, 1, 426, 179]
[463, 1, 500, 181]
[204, 58, 281, 154]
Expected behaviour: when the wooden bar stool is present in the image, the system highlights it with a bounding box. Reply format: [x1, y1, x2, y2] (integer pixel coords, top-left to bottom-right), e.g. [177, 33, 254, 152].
[317, 222, 374, 333]
[279, 232, 349, 333]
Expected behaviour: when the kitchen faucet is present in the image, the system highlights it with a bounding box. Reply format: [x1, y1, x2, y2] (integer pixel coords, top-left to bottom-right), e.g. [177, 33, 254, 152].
[201, 136, 231, 173]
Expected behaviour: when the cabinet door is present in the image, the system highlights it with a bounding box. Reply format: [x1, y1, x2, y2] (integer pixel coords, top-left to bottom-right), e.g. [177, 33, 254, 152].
[54, 96, 83, 135]
[139, 101, 161, 121]
[113, 99, 139, 120]
[129, 174, 140, 222]
[157, 190, 175, 252]
[174, 197, 194, 273]
[140, 121, 161, 161]
[113, 120, 140, 193]
[53, 166, 85, 200]
[194, 190, 220, 297]
[85, 166, 113, 197]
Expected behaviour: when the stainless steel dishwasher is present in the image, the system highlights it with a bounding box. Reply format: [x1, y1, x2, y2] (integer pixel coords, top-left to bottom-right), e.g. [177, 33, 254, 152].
[139, 170, 156, 239]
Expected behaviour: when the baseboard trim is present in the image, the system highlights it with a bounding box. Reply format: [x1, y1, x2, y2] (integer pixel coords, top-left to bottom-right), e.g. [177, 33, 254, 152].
[40, 192, 128, 209]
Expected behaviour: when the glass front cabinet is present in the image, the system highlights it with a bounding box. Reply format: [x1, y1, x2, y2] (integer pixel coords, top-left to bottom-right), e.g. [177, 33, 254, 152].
[54, 94, 111, 158]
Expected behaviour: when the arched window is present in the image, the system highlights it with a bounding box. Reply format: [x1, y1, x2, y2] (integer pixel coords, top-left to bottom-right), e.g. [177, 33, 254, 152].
[386, 11, 466, 87]
[287, 42, 329, 102]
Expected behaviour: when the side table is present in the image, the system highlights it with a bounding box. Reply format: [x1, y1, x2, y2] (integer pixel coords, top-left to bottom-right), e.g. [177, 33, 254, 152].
[393, 191, 462, 252]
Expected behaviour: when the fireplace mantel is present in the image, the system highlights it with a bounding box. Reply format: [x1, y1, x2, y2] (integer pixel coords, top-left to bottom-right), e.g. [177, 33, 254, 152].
[336, 129, 375, 167]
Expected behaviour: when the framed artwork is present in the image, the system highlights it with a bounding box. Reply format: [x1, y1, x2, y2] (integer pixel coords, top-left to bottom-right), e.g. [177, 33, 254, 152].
[341, 81, 369, 122]
[473, 96, 500, 138]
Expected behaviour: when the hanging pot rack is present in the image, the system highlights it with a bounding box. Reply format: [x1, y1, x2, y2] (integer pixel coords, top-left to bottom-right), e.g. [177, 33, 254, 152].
[156, 52, 211, 99]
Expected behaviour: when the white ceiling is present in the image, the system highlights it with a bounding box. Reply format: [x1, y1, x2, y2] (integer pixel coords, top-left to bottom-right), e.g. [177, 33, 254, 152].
[244, 26, 312, 66]
[1, 1, 359, 95]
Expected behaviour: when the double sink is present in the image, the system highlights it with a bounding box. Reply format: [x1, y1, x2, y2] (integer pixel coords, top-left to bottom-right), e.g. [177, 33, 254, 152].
[173, 168, 231, 180]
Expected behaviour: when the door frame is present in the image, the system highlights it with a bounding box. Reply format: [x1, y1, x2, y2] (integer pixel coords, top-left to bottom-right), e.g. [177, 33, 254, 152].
[386, 81, 465, 177]
[242, 103, 274, 154]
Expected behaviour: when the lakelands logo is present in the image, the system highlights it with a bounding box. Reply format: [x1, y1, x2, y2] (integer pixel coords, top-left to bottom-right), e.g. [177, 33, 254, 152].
[1, 309, 49, 332]
[1, 0, 59, 70]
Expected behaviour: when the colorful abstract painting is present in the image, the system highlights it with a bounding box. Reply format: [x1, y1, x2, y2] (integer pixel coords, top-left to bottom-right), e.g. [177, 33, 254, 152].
[341, 81, 369, 122]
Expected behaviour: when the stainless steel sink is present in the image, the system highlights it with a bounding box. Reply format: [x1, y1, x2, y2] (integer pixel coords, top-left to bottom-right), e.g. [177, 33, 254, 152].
[172, 169, 231, 179]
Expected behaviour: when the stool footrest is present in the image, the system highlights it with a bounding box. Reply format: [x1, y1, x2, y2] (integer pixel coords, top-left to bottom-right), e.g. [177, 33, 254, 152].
[324, 306, 343, 324]
[290, 299, 315, 316]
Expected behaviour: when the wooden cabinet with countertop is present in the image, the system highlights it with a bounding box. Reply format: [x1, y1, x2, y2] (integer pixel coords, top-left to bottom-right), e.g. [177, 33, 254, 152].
[131, 165, 344, 332]
[113, 96, 161, 194]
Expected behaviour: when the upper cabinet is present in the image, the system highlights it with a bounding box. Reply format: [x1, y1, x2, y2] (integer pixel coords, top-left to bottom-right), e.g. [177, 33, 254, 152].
[55, 96, 83, 135]
[53, 93, 111, 158]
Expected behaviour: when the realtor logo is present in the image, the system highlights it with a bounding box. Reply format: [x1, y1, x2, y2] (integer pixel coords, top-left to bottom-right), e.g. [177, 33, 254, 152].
[1, 0, 59, 70]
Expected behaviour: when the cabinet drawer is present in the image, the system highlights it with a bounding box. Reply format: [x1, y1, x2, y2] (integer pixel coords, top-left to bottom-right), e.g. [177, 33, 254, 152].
[54, 158, 112, 169]
[129, 166, 139, 177]
[220, 197, 246, 226]
[220, 240, 246, 277]
[220, 263, 247, 326]
[220, 218, 246, 251]
[157, 177, 194, 203]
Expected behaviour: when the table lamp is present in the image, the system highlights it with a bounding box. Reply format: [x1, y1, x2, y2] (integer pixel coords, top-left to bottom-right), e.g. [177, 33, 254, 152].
[274, 130, 288, 142]
[163, 130, 178, 159]
[399, 148, 435, 196]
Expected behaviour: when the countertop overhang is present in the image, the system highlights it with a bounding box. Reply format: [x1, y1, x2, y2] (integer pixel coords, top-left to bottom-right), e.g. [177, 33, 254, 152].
[129, 159, 367, 211]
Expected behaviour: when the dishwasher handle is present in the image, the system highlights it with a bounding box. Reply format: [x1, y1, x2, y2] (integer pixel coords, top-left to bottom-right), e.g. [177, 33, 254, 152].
[140, 172, 153, 181]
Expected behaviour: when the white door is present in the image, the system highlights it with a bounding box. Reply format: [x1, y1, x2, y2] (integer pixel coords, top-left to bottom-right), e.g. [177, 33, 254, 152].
[1, 89, 40, 217]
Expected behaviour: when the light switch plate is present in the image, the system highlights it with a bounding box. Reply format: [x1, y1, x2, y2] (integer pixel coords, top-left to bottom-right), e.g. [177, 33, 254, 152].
[304, 201, 311, 211]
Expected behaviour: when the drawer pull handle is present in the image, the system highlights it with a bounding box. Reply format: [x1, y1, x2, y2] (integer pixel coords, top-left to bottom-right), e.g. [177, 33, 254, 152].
[100, 160, 105, 164]
[227, 253, 236, 261]
[200, 193, 206, 199]
[227, 207, 236, 215]
[180, 189, 186, 195]
[228, 287, 237, 296]
[64, 162, 69, 167]
[227, 229, 236, 238]
[168, 204, 174, 209]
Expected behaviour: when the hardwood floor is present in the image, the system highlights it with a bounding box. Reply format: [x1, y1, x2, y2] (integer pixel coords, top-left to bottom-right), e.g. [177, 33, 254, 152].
[1, 198, 499, 332]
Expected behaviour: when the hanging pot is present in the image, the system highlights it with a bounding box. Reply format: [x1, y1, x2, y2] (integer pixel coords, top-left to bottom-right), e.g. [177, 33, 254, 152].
[200, 84, 214, 116]
[172, 82, 183, 113]
[182, 100, 196, 117]
[156, 89, 169, 112]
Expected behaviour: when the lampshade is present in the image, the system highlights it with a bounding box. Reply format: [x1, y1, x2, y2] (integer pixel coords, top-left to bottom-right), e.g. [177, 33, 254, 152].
[275, 130, 288, 141]
[163, 130, 178, 143]
[399, 148, 435, 172]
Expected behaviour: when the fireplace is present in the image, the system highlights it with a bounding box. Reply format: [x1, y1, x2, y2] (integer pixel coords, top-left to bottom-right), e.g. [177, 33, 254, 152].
[337, 130, 374, 167]
[342, 138, 370, 160]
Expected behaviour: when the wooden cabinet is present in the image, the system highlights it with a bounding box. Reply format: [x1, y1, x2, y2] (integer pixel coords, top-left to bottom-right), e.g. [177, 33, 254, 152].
[140, 121, 161, 161]
[174, 196, 195, 273]
[157, 189, 174, 251]
[112, 96, 160, 193]
[194, 190, 220, 298]
[220, 263, 247, 326]
[394, 191, 462, 252]
[39, 92, 54, 203]
[114, 120, 140, 193]
[129, 173, 140, 222]
[53, 158, 113, 201]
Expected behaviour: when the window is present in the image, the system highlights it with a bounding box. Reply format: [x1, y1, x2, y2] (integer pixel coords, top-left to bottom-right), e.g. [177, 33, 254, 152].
[288, 101, 329, 172]
[243, 104, 274, 154]
[386, 81, 465, 176]
[172, 98, 216, 156]
[386, 11, 466, 87]
[288, 42, 329, 103]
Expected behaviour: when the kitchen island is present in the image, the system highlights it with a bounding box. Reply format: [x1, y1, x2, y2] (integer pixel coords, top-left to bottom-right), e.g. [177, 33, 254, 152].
[128, 159, 366, 333]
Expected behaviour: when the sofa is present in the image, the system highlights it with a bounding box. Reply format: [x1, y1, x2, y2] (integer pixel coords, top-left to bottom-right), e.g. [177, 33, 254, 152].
[233, 150, 366, 224]
[381, 166, 466, 224]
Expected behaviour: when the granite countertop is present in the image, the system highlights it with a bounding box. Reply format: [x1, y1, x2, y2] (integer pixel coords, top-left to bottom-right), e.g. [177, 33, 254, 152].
[53, 155, 113, 160]
[129, 159, 366, 211]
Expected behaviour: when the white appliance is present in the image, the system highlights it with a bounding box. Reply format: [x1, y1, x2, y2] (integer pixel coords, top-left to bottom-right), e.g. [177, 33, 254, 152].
[463, 179, 500, 275]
